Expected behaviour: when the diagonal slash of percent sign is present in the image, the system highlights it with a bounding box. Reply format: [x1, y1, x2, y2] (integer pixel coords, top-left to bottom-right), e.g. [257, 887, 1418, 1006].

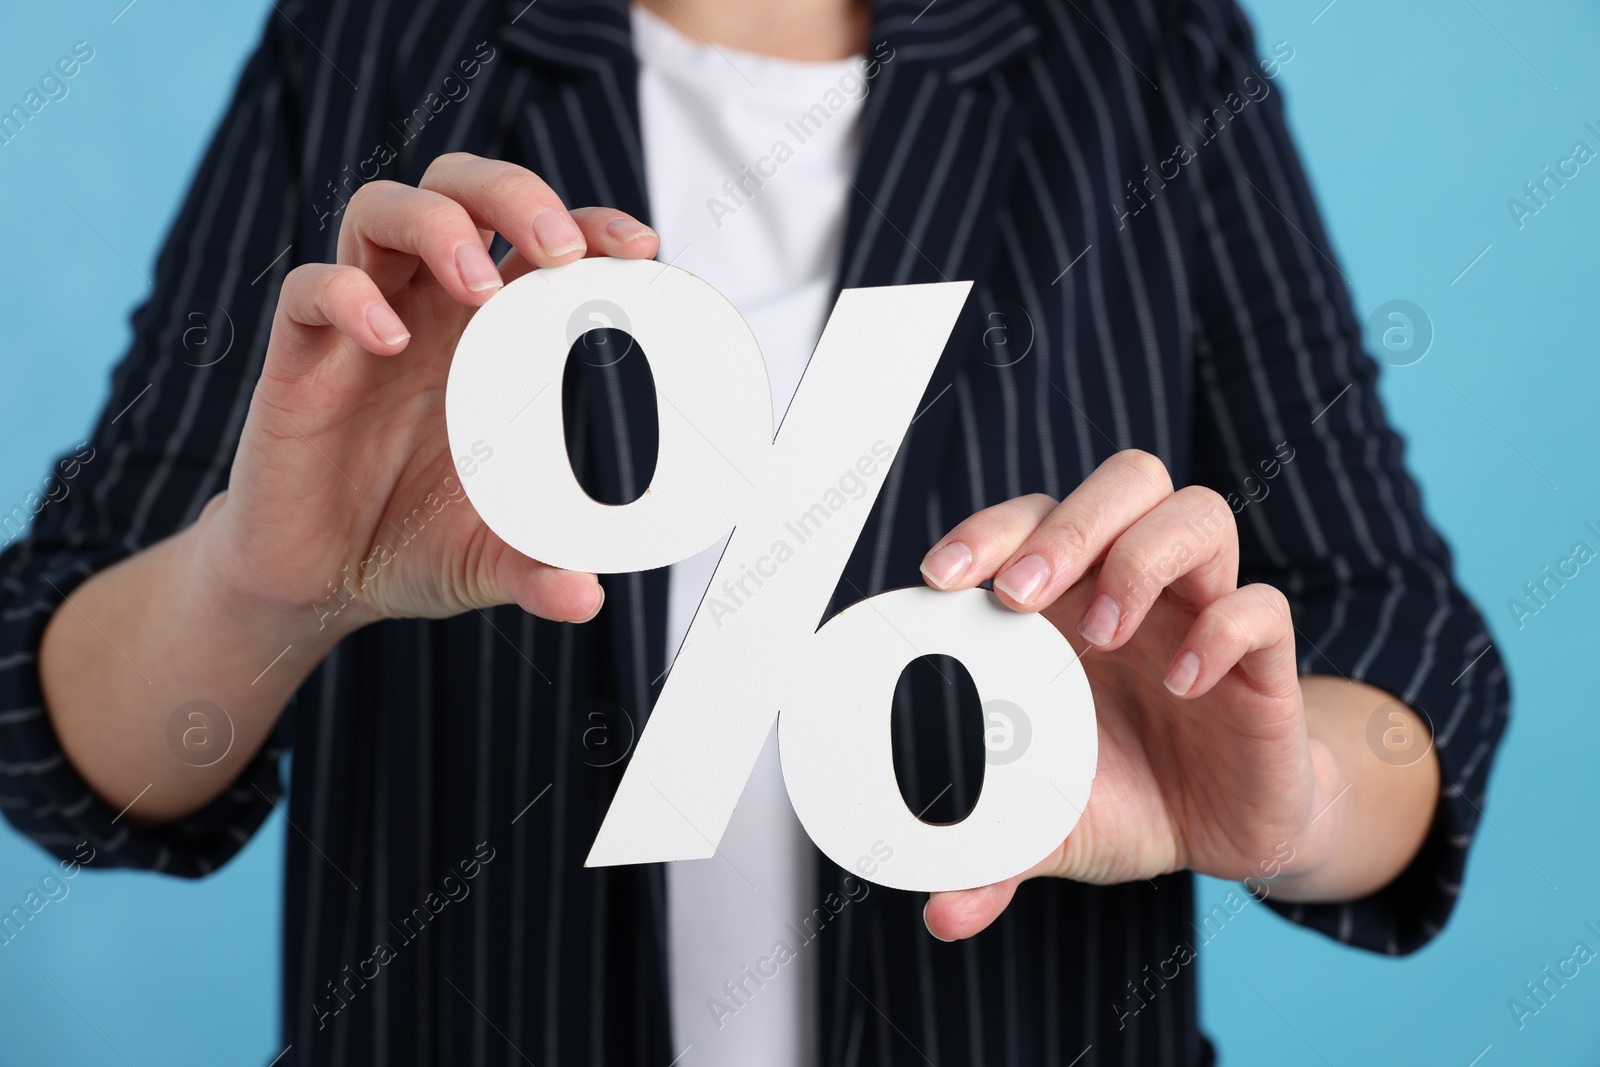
[649, 782, 760, 890]
[567, 274, 993, 872]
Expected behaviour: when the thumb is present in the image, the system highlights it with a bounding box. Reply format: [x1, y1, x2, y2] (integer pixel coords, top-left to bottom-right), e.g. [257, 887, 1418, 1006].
[456, 527, 605, 623]
[922, 846, 1065, 941]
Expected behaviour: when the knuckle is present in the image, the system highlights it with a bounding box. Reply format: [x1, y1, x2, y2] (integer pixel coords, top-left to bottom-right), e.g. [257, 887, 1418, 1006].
[963, 511, 1025, 550]
[1182, 484, 1229, 518]
[283, 262, 323, 292]
[483, 165, 552, 210]
[962, 495, 1056, 550]
[324, 267, 371, 303]
[418, 195, 465, 229]
[1206, 609, 1251, 649]
[1104, 549, 1159, 610]
[1043, 513, 1095, 562]
[1250, 583, 1293, 624]
[1099, 537, 1144, 577]
[422, 151, 477, 181]
[411, 197, 471, 245]
[1115, 449, 1173, 494]
[1177, 486, 1235, 541]
[346, 179, 397, 215]
[1112, 537, 1188, 610]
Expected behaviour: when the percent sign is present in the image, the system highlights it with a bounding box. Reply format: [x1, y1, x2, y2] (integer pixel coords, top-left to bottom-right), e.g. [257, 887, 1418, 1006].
[446, 259, 1096, 892]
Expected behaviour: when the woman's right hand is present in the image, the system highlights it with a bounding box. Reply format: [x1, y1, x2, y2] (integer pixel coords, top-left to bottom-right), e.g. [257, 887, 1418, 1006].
[39, 153, 662, 823]
[199, 153, 660, 636]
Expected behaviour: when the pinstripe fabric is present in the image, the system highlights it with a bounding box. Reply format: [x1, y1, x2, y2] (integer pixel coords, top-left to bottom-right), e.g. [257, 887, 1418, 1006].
[0, 0, 1509, 1064]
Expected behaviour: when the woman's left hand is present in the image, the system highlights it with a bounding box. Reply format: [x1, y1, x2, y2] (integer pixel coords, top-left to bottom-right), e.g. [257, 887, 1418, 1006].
[916, 449, 1347, 939]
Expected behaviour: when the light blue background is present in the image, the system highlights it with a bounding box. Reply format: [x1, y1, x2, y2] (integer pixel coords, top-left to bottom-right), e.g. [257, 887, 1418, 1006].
[0, 1, 1595, 1063]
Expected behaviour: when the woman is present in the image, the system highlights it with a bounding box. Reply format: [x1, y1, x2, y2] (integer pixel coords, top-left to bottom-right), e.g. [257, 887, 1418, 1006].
[0, 0, 1506, 1063]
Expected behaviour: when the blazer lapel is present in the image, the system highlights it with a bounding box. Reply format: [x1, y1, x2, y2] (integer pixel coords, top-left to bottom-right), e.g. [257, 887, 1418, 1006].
[496, 0, 649, 220]
[841, 0, 1040, 288]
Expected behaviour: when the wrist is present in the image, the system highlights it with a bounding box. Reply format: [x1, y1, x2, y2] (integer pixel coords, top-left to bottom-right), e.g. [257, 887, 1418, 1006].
[1266, 678, 1442, 903]
[1266, 733, 1347, 897]
[186, 493, 369, 648]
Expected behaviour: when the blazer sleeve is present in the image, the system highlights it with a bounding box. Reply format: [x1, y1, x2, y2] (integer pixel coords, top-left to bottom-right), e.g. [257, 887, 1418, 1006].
[1174, 0, 1510, 953]
[0, 11, 311, 877]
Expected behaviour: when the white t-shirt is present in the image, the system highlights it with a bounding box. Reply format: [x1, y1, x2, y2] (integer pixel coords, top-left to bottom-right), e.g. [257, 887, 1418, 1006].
[632, 6, 867, 1064]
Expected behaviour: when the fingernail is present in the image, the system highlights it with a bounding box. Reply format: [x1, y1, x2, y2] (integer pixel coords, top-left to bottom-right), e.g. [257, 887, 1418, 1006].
[606, 216, 657, 243]
[920, 541, 972, 589]
[1164, 650, 1201, 696]
[533, 209, 585, 259]
[923, 901, 954, 943]
[455, 244, 503, 293]
[1077, 593, 1121, 646]
[366, 304, 410, 346]
[994, 554, 1050, 604]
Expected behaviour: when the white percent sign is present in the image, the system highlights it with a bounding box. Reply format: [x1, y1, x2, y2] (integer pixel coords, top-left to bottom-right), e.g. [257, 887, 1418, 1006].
[446, 258, 1096, 892]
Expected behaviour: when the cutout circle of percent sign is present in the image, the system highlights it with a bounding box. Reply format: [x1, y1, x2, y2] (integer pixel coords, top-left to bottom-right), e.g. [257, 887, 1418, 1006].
[446, 258, 1097, 893]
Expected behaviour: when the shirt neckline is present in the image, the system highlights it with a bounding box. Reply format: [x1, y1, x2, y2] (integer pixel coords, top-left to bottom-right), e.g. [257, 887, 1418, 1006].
[631, 3, 868, 98]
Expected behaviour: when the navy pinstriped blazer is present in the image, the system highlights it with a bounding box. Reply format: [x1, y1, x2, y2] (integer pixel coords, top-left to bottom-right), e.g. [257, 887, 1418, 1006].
[0, 0, 1509, 1063]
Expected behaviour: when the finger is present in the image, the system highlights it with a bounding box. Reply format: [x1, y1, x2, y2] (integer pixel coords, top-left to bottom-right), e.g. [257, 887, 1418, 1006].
[509, 562, 606, 624]
[339, 180, 506, 303]
[990, 450, 1174, 611]
[467, 532, 606, 624]
[1074, 485, 1238, 650]
[572, 206, 660, 258]
[919, 494, 1057, 590]
[923, 848, 1062, 941]
[420, 153, 598, 270]
[497, 207, 660, 286]
[271, 264, 411, 371]
[1162, 583, 1298, 701]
